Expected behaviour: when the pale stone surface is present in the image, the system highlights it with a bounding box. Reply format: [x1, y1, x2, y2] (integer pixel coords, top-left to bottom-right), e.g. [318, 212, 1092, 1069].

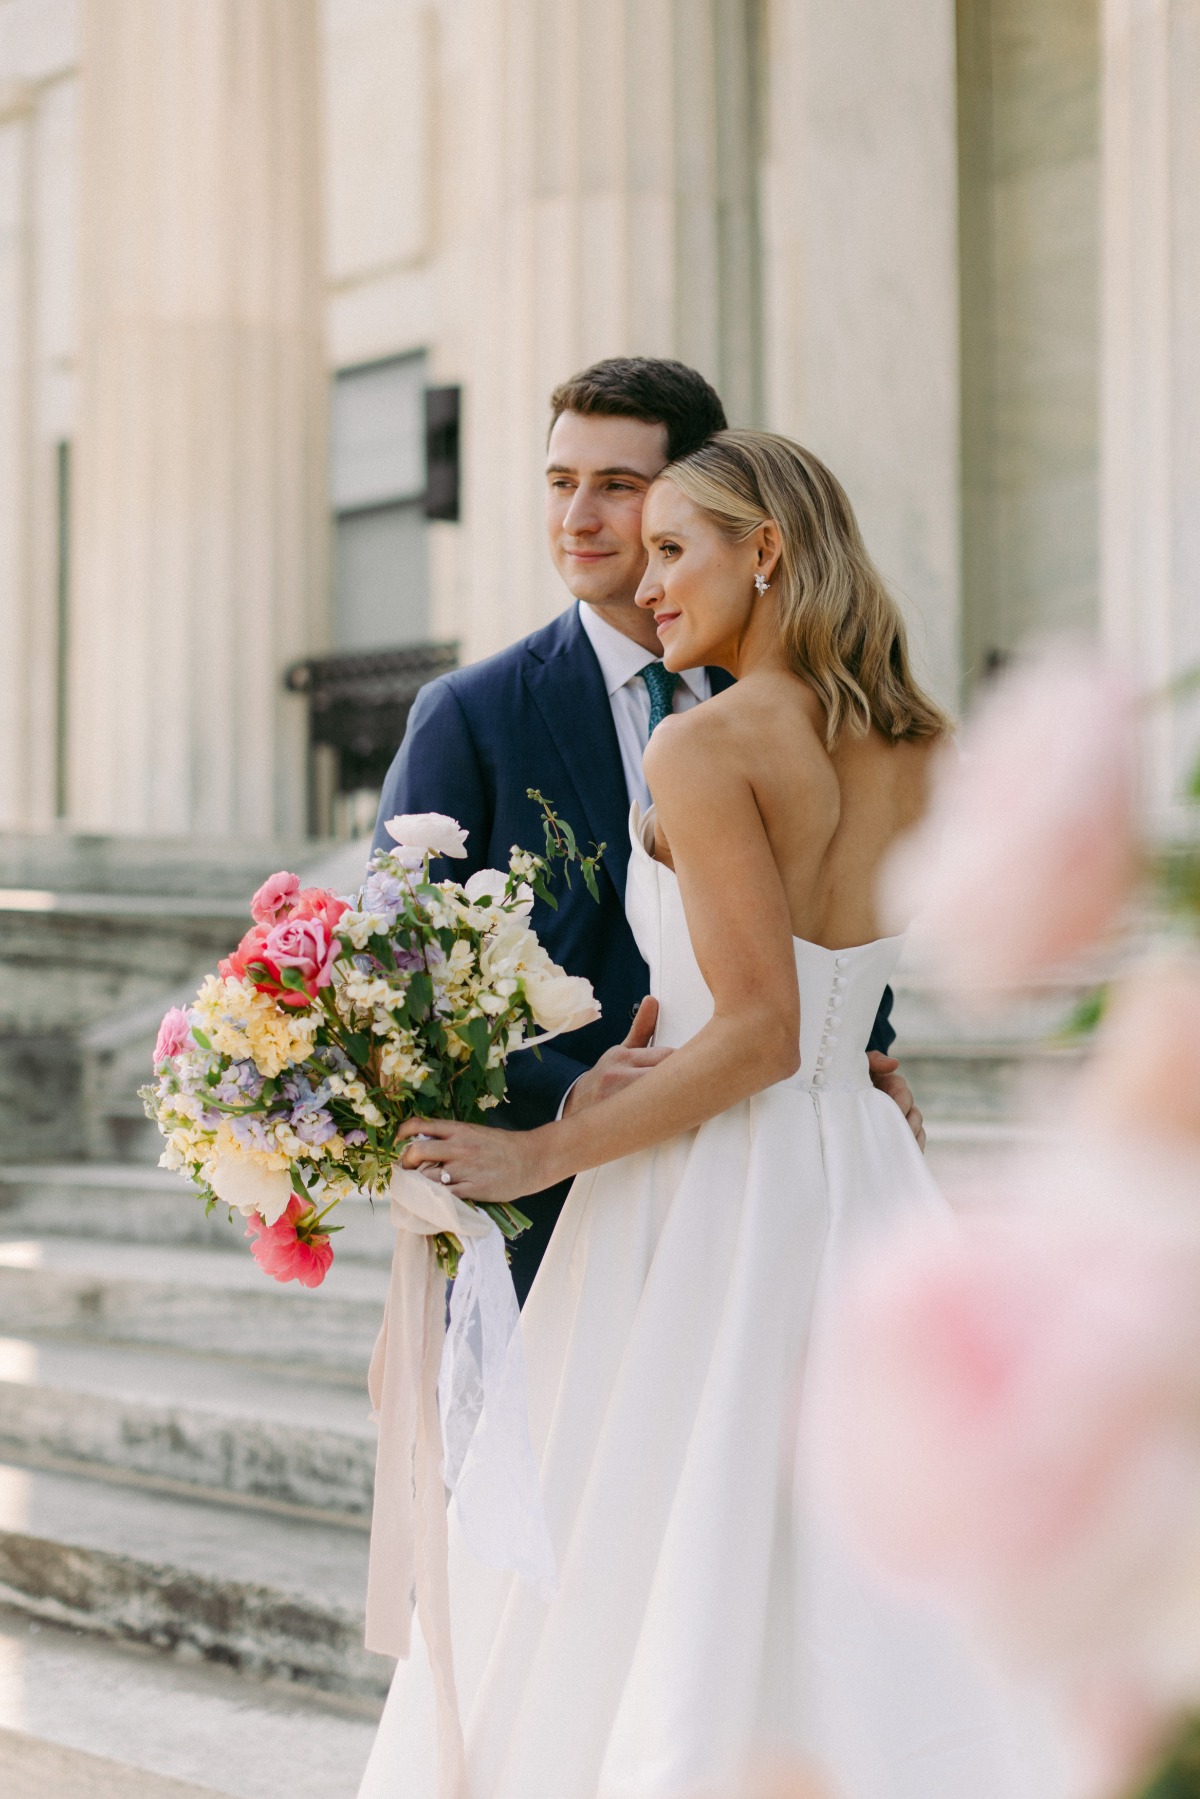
[68, 0, 328, 838]
[1101, 0, 1200, 809]
[0, 1727, 226, 1799]
[761, 0, 963, 710]
[0, 1610, 377, 1798]
[959, 0, 1101, 681]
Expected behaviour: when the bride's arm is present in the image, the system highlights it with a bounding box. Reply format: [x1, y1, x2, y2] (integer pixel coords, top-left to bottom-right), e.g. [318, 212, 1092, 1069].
[402, 710, 811, 1200]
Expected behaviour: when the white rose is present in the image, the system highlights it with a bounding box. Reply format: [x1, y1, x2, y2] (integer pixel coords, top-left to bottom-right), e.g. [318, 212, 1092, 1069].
[209, 1152, 294, 1225]
[463, 868, 511, 905]
[522, 969, 600, 1035]
[384, 812, 468, 859]
[480, 916, 540, 984]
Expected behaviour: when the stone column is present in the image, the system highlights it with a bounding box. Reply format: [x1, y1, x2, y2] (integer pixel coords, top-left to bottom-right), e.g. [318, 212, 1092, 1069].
[68, 0, 328, 838]
[0, 86, 35, 831]
[759, 0, 963, 712]
[1100, 0, 1200, 812]
[452, 0, 762, 659]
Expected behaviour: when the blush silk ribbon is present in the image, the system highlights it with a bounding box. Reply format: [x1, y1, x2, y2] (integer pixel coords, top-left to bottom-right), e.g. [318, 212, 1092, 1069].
[365, 1167, 555, 1799]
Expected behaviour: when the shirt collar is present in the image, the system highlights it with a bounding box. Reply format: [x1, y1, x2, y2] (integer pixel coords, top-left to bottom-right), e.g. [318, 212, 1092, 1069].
[578, 603, 708, 702]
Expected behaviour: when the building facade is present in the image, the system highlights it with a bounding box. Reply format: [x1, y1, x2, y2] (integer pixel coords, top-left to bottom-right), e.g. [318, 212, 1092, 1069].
[0, 0, 1195, 839]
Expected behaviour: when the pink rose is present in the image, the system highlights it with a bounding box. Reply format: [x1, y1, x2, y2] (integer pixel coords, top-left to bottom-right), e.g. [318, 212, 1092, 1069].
[153, 1006, 192, 1066]
[1077, 954, 1200, 1148]
[882, 648, 1140, 1001]
[813, 1207, 1200, 1703]
[250, 870, 301, 926]
[259, 914, 337, 1005]
[290, 886, 350, 933]
[245, 1195, 333, 1288]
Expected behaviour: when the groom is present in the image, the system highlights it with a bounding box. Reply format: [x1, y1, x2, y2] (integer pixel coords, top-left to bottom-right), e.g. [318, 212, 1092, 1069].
[372, 357, 921, 1300]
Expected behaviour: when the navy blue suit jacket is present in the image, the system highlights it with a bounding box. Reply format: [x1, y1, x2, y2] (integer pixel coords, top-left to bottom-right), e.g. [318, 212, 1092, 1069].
[372, 605, 895, 1294]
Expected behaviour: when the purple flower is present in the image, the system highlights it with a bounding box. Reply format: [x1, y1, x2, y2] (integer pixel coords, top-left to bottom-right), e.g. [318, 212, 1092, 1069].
[293, 1109, 337, 1147]
[344, 1129, 368, 1146]
[213, 1060, 265, 1105]
[230, 1114, 274, 1154]
[361, 872, 403, 923]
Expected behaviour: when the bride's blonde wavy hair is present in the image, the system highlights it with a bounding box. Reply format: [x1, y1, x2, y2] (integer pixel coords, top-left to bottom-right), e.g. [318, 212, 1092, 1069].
[662, 429, 951, 747]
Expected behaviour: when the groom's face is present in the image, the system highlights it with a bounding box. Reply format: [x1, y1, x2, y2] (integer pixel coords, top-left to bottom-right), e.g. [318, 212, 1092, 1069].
[545, 411, 670, 612]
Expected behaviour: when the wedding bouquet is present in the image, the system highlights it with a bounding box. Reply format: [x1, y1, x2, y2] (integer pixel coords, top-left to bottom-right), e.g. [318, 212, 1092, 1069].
[140, 797, 602, 1285]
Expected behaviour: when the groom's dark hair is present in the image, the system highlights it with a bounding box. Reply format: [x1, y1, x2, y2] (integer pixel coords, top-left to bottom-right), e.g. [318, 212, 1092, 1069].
[549, 357, 728, 463]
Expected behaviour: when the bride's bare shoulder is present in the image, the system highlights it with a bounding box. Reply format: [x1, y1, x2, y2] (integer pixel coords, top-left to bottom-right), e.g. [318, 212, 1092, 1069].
[643, 676, 834, 808]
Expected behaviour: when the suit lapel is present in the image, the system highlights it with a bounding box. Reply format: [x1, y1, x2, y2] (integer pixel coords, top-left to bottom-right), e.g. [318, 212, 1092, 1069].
[523, 610, 633, 899]
[707, 665, 736, 696]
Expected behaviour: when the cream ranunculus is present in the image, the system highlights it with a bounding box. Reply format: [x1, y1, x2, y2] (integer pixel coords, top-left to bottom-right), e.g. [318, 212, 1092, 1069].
[522, 968, 600, 1035]
[209, 1152, 295, 1225]
[383, 812, 468, 859]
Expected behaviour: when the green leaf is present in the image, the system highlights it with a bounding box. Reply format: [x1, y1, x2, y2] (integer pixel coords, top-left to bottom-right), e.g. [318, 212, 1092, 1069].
[289, 1167, 312, 1202]
[582, 861, 600, 903]
[407, 971, 434, 1019]
[456, 1015, 491, 1062]
[532, 875, 558, 912]
[344, 1031, 371, 1067]
[191, 1027, 212, 1051]
[1059, 987, 1108, 1039]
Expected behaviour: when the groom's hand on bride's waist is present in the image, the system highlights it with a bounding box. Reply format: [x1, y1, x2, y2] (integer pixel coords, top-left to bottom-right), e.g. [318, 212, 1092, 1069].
[562, 998, 672, 1119]
[867, 1053, 926, 1152]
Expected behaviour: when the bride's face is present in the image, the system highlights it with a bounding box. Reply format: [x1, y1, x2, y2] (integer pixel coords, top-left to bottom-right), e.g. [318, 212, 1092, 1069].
[635, 480, 773, 673]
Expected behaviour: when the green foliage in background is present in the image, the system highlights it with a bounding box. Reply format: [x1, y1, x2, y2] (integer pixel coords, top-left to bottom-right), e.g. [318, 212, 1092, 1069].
[1132, 1717, 1200, 1799]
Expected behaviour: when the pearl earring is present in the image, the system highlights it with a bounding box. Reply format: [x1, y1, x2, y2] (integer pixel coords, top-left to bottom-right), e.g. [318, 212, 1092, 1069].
[754, 573, 770, 595]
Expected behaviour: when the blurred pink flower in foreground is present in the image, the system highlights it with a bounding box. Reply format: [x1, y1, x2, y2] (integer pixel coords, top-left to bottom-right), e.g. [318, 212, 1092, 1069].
[1077, 953, 1200, 1149]
[814, 1193, 1200, 1761]
[882, 647, 1140, 999]
[245, 1195, 334, 1288]
[152, 1006, 191, 1067]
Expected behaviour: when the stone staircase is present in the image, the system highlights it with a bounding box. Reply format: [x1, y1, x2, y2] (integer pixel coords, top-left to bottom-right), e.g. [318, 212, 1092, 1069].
[0, 1162, 394, 1796]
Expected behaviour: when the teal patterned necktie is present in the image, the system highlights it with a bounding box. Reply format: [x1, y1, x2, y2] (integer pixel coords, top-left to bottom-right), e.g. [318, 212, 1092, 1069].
[638, 661, 681, 736]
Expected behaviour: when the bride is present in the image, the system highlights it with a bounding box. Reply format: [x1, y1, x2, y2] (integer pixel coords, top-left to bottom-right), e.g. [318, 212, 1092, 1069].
[358, 432, 1047, 1799]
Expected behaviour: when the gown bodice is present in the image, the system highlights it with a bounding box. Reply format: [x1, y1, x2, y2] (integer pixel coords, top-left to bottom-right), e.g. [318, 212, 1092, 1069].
[625, 803, 902, 1093]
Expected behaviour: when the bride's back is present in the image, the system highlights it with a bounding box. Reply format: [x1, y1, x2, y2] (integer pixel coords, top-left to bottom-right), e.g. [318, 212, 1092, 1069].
[711, 670, 941, 950]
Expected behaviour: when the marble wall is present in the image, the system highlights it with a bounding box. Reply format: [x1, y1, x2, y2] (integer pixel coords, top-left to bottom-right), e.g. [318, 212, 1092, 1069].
[762, 0, 963, 709]
[0, 0, 79, 831]
[1101, 0, 1200, 810]
[1, 0, 1187, 836]
[958, 0, 1101, 682]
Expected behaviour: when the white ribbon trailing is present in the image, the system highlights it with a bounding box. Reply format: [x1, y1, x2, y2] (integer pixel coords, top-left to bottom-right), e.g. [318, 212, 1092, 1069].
[365, 1166, 555, 1799]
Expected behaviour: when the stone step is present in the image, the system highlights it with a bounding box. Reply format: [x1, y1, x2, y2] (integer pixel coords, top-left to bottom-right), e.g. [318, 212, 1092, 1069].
[0, 1601, 377, 1797]
[891, 1039, 1085, 1123]
[0, 1459, 390, 1700]
[0, 1337, 375, 1519]
[0, 1163, 394, 1262]
[0, 1727, 228, 1799]
[0, 1237, 388, 1373]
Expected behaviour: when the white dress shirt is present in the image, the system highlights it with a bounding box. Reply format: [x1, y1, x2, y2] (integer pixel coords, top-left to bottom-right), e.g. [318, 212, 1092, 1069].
[578, 602, 710, 812]
[556, 606, 710, 1117]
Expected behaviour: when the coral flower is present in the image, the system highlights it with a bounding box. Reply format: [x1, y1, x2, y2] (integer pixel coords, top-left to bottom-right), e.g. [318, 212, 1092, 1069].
[291, 886, 350, 933]
[245, 1194, 334, 1288]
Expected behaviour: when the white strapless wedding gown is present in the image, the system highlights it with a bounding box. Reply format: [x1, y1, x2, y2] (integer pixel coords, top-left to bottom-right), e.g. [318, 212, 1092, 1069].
[358, 808, 1060, 1799]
